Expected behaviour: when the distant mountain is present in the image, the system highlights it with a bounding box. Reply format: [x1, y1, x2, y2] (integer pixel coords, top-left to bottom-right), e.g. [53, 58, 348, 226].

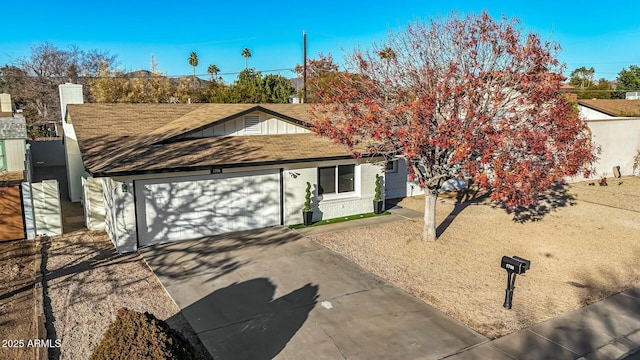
[125, 69, 211, 87]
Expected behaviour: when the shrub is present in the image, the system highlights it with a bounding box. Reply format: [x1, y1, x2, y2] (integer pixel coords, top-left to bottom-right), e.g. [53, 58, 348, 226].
[90, 308, 197, 360]
[374, 174, 382, 202]
[303, 182, 312, 212]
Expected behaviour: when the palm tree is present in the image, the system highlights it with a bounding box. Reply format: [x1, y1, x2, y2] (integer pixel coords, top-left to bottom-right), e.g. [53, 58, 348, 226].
[241, 48, 252, 69]
[207, 64, 220, 81]
[378, 47, 396, 72]
[188, 51, 199, 86]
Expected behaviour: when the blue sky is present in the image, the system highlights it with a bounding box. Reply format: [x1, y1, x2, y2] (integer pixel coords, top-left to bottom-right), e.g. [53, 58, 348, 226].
[3, 1, 639, 83]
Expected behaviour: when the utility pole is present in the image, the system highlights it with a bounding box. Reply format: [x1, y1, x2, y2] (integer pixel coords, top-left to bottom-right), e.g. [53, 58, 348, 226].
[303, 31, 307, 104]
[150, 54, 158, 73]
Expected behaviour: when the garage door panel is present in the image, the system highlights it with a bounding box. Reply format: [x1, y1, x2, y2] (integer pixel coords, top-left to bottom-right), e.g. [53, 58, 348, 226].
[137, 170, 280, 247]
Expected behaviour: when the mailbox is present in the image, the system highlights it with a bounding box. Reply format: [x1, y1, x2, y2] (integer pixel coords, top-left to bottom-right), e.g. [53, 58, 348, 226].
[512, 256, 530, 272]
[500, 255, 531, 309]
[501, 256, 527, 275]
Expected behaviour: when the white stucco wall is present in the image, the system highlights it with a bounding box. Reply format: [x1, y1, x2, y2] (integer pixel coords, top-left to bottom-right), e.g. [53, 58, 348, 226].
[64, 134, 83, 202]
[95, 158, 386, 251]
[583, 118, 640, 178]
[383, 158, 424, 199]
[283, 160, 383, 225]
[578, 105, 614, 120]
[60, 84, 84, 202]
[102, 177, 138, 253]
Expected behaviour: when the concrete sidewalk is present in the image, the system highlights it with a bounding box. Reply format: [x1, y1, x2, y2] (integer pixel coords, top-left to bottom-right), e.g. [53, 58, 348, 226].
[443, 286, 640, 360]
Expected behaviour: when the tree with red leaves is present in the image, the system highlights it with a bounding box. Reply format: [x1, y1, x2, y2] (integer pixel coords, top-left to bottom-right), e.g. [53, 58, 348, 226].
[308, 12, 596, 242]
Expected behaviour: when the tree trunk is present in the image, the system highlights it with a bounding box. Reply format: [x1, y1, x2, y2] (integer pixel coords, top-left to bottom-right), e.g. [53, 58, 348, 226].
[422, 190, 438, 242]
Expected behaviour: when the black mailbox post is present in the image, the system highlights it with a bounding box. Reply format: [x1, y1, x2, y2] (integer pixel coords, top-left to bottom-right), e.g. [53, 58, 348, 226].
[500, 256, 531, 309]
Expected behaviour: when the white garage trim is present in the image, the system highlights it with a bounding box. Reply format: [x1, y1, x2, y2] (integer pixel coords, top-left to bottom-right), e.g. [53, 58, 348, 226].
[134, 169, 281, 247]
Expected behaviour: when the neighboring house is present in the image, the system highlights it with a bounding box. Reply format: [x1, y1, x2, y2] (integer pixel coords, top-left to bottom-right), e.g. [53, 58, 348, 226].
[578, 99, 640, 120]
[577, 99, 640, 178]
[0, 93, 27, 180]
[62, 89, 388, 252]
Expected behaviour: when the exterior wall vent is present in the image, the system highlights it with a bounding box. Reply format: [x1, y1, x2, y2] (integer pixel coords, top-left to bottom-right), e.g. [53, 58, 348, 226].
[244, 115, 261, 134]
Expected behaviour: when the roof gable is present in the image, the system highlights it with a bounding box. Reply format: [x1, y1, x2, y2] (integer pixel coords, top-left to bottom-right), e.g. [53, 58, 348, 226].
[150, 104, 312, 143]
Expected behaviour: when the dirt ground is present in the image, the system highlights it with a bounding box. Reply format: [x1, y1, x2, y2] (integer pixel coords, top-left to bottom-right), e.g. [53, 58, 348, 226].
[311, 176, 640, 339]
[0, 240, 36, 360]
[0, 197, 211, 359]
[43, 230, 211, 359]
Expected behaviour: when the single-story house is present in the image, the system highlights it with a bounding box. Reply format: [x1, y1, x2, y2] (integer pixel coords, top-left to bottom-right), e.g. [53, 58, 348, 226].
[577, 99, 640, 178]
[64, 98, 403, 253]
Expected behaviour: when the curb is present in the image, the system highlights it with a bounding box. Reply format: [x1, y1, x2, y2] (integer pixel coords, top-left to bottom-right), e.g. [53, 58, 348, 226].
[33, 237, 47, 360]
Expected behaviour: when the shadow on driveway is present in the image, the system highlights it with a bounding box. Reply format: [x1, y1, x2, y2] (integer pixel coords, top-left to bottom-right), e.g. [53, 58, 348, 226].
[170, 278, 318, 360]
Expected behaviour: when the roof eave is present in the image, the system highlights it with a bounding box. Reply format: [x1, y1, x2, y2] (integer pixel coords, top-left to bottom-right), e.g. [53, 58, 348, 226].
[87, 154, 378, 178]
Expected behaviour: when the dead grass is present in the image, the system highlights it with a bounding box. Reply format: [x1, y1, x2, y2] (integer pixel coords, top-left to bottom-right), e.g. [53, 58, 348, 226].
[311, 176, 640, 339]
[44, 230, 210, 359]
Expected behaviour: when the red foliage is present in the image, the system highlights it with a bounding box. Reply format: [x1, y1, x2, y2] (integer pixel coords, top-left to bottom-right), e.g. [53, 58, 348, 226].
[308, 11, 595, 211]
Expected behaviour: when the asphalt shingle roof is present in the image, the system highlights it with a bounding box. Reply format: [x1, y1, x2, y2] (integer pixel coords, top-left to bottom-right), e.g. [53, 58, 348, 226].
[0, 117, 27, 139]
[578, 99, 640, 117]
[67, 103, 354, 176]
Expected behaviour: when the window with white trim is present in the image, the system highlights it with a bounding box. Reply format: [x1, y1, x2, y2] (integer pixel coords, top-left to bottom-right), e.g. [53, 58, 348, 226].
[244, 115, 261, 134]
[318, 164, 355, 195]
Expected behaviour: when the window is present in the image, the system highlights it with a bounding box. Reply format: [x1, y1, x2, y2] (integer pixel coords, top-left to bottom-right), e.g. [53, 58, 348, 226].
[318, 164, 355, 195]
[0, 140, 6, 172]
[386, 160, 398, 173]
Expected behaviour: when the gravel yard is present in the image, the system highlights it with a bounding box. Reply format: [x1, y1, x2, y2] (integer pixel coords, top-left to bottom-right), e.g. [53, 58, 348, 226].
[43, 230, 210, 359]
[311, 176, 640, 339]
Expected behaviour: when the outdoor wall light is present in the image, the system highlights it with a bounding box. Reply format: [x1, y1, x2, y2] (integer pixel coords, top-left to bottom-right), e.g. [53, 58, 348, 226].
[289, 171, 300, 178]
[121, 183, 128, 193]
[500, 255, 531, 309]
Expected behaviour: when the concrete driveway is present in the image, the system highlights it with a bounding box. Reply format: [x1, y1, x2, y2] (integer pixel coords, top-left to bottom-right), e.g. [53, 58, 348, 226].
[140, 226, 487, 359]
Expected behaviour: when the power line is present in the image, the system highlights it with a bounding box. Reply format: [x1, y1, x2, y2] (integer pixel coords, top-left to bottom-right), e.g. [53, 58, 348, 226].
[0, 67, 299, 80]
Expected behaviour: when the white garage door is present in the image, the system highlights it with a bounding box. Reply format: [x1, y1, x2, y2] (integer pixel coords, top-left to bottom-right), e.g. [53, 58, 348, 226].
[135, 170, 280, 247]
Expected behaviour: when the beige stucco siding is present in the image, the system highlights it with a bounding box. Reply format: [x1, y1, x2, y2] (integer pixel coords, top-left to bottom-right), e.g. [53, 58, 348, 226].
[2, 139, 25, 172]
[585, 118, 640, 178]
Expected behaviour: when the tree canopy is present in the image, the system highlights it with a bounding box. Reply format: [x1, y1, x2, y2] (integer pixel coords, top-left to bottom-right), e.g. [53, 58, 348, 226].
[0, 42, 116, 123]
[568, 67, 612, 99]
[308, 12, 596, 241]
[613, 65, 640, 98]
